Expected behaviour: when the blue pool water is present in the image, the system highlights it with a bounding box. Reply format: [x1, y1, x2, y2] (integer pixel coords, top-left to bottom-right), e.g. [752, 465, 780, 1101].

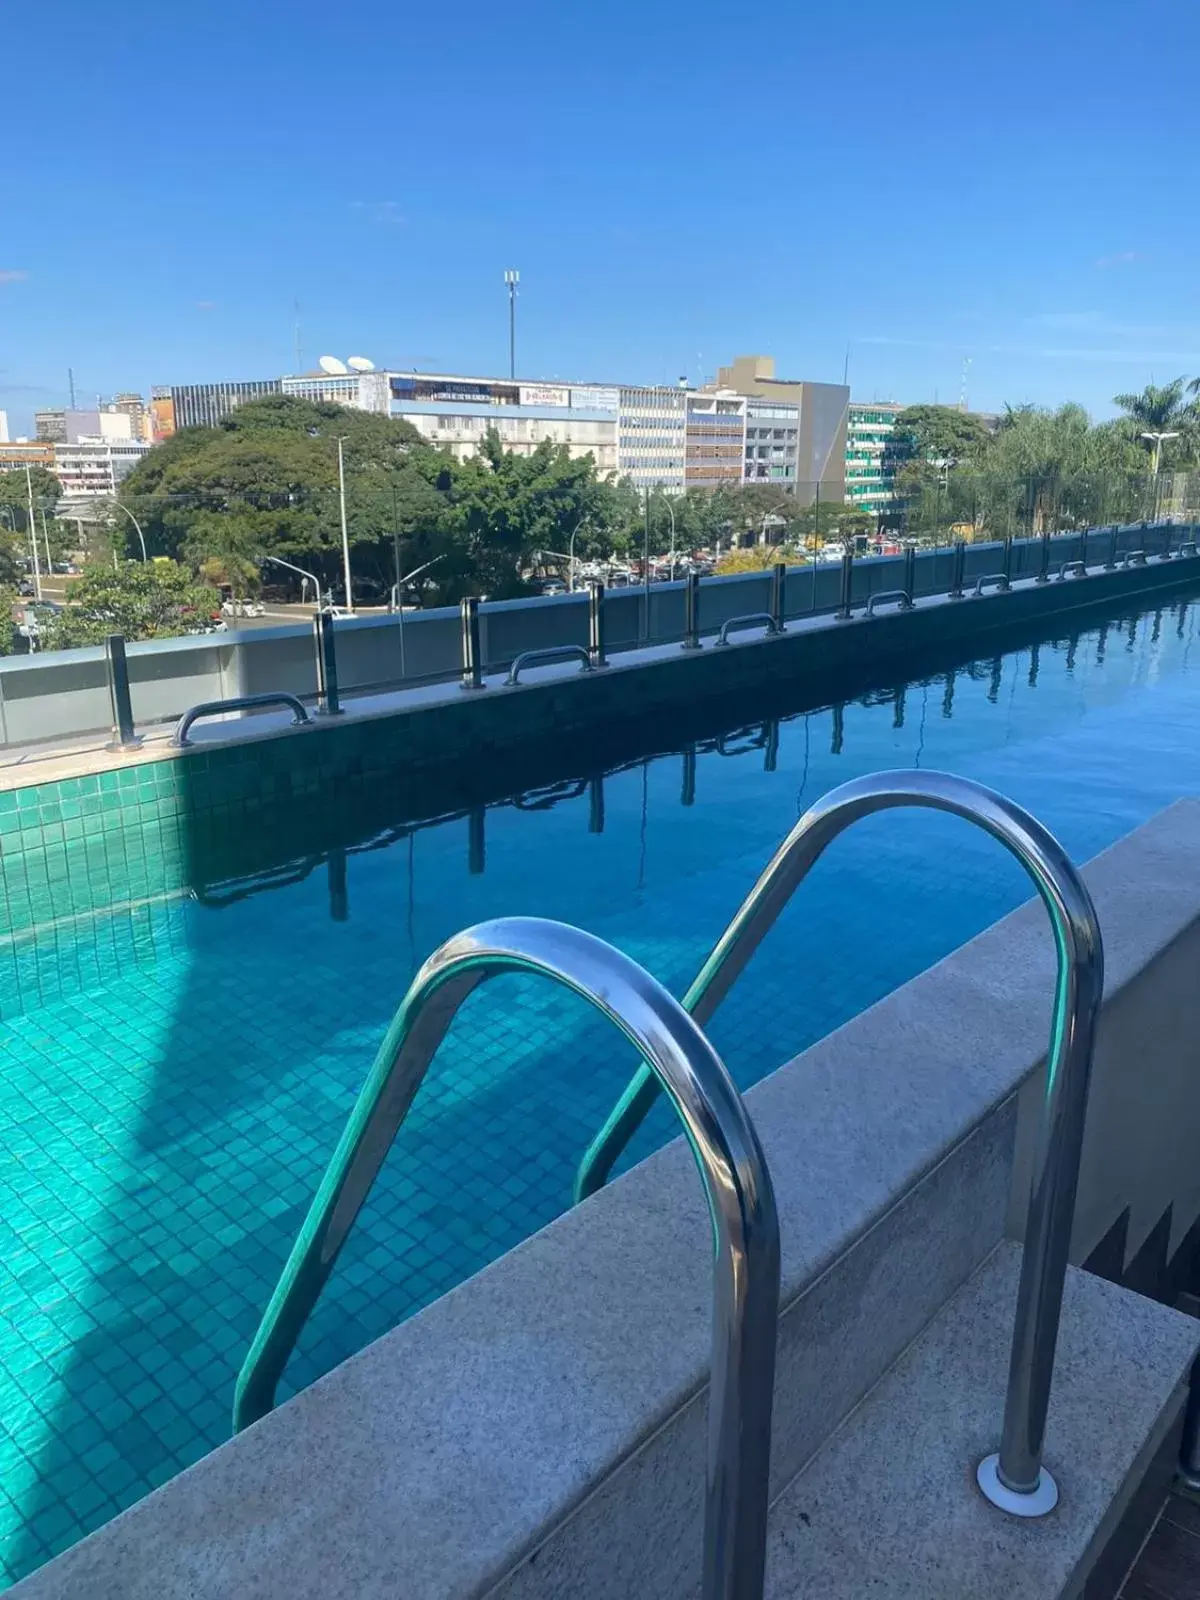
[3, 593, 1200, 1582]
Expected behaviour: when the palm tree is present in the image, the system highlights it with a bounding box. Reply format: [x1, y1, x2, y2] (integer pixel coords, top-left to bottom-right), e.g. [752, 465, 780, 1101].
[1112, 379, 1199, 466]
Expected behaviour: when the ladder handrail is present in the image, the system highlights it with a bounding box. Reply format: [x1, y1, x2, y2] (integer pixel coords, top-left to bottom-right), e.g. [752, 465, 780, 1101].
[505, 643, 593, 685]
[171, 692, 309, 747]
[863, 588, 913, 617]
[233, 916, 781, 1600]
[713, 612, 781, 647]
[575, 769, 1103, 1516]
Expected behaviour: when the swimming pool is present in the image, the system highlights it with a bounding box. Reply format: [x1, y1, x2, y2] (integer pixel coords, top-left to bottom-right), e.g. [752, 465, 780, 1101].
[3, 591, 1200, 1584]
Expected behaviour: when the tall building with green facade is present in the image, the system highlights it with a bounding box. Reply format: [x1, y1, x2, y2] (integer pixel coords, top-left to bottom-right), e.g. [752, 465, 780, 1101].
[845, 401, 904, 514]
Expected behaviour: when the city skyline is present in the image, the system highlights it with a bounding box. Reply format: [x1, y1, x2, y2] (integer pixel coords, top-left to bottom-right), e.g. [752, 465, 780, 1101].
[3, 0, 1199, 438]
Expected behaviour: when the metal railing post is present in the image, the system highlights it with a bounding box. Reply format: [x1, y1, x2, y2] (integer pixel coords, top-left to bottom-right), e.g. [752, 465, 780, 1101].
[588, 774, 605, 834]
[769, 562, 787, 633]
[682, 570, 702, 650]
[1179, 1357, 1200, 1491]
[949, 540, 966, 599]
[1036, 530, 1052, 583]
[233, 917, 781, 1600]
[681, 745, 697, 806]
[588, 581, 607, 669]
[1106, 525, 1118, 570]
[836, 549, 854, 619]
[902, 544, 916, 601]
[574, 770, 1103, 1522]
[460, 596, 485, 691]
[104, 634, 142, 751]
[1002, 537, 1013, 588]
[313, 610, 342, 716]
[1079, 528, 1088, 570]
[468, 806, 486, 875]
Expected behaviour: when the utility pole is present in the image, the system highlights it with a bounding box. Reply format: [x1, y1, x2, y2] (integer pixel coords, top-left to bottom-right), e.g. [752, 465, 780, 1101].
[68, 367, 77, 409]
[24, 464, 42, 600]
[336, 436, 354, 613]
[504, 269, 519, 379]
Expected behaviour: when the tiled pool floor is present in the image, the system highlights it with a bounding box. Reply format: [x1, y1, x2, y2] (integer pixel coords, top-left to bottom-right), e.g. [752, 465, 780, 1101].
[3, 596, 1200, 1584]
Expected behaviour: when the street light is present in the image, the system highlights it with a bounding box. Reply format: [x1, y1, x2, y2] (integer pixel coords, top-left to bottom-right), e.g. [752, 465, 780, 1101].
[334, 437, 355, 614]
[567, 517, 590, 590]
[1141, 432, 1180, 522]
[23, 464, 43, 599]
[110, 500, 148, 564]
[262, 553, 324, 608]
[656, 492, 678, 578]
[1140, 430, 1179, 476]
[392, 554, 447, 679]
[504, 269, 519, 380]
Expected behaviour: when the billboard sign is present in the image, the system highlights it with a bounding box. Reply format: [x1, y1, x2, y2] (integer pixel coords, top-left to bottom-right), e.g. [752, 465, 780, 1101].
[519, 383, 570, 408]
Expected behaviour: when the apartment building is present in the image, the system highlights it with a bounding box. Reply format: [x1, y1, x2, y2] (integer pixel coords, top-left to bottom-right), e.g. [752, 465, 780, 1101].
[53, 439, 152, 497]
[684, 393, 747, 491]
[743, 398, 800, 489]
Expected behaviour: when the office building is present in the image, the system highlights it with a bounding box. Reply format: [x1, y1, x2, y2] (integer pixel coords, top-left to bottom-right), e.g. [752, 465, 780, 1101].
[617, 385, 687, 491]
[715, 356, 849, 504]
[161, 378, 282, 431]
[282, 371, 390, 413]
[743, 398, 800, 488]
[35, 410, 68, 443]
[35, 409, 134, 446]
[389, 373, 619, 474]
[112, 393, 152, 442]
[844, 401, 904, 515]
[53, 438, 152, 497]
[684, 392, 747, 491]
[0, 440, 55, 473]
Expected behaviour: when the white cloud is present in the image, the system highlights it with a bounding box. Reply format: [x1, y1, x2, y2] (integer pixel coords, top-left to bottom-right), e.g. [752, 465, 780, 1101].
[0, 270, 28, 285]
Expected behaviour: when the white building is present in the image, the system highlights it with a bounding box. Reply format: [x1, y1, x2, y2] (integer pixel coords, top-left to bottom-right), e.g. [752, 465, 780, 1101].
[281, 371, 390, 413]
[388, 373, 619, 475]
[53, 438, 153, 497]
[0, 410, 8, 443]
[617, 385, 688, 492]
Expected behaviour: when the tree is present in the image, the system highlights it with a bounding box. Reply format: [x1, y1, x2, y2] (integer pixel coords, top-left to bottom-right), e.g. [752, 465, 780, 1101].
[1112, 380, 1198, 465]
[41, 561, 221, 649]
[890, 405, 990, 467]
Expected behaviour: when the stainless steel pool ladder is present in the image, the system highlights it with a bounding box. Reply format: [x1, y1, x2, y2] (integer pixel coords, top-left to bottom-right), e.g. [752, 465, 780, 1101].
[575, 770, 1104, 1519]
[171, 692, 310, 747]
[233, 917, 781, 1600]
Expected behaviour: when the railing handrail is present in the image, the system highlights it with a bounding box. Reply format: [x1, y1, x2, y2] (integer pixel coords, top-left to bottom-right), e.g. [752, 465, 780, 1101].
[171, 692, 309, 747]
[506, 643, 592, 685]
[1181, 541, 1199, 558]
[233, 916, 781, 1600]
[1117, 549, 1147, 568]
[1055, 560, 1087, 581]
[714, 612, 781, 647]
[575, 770, 1104, 1518]
[864, 588, 913, 617]
[973, 572, 1011, 597]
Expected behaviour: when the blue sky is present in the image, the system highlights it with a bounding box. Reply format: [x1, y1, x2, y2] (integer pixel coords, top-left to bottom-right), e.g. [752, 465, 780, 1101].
[3, 0, 1199, 434]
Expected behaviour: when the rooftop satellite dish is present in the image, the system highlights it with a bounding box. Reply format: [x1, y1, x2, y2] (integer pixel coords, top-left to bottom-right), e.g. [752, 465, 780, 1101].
[346, 356, 376, 372]
[318, 355, 349, 375]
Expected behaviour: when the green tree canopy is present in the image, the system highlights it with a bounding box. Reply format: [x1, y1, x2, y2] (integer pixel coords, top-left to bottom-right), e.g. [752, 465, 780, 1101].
[42, 561, 221, 649]
[891, 404, 990, 466]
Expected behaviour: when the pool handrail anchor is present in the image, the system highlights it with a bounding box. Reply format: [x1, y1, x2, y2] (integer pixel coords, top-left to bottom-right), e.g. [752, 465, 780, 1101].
[171, 692, 309, 747]
[972, 572, 1012, 597]
[1116, 549, 1147, 570]
[575, 769, 1104, 1520]
[713, 612, 782, 647]
[1055, 560, 1087, 582]
[505, 643, 593, 685]
[863, 589, 913, 617]
[233, 916, 781, 1600]
[1180, 541, 1199, 559]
